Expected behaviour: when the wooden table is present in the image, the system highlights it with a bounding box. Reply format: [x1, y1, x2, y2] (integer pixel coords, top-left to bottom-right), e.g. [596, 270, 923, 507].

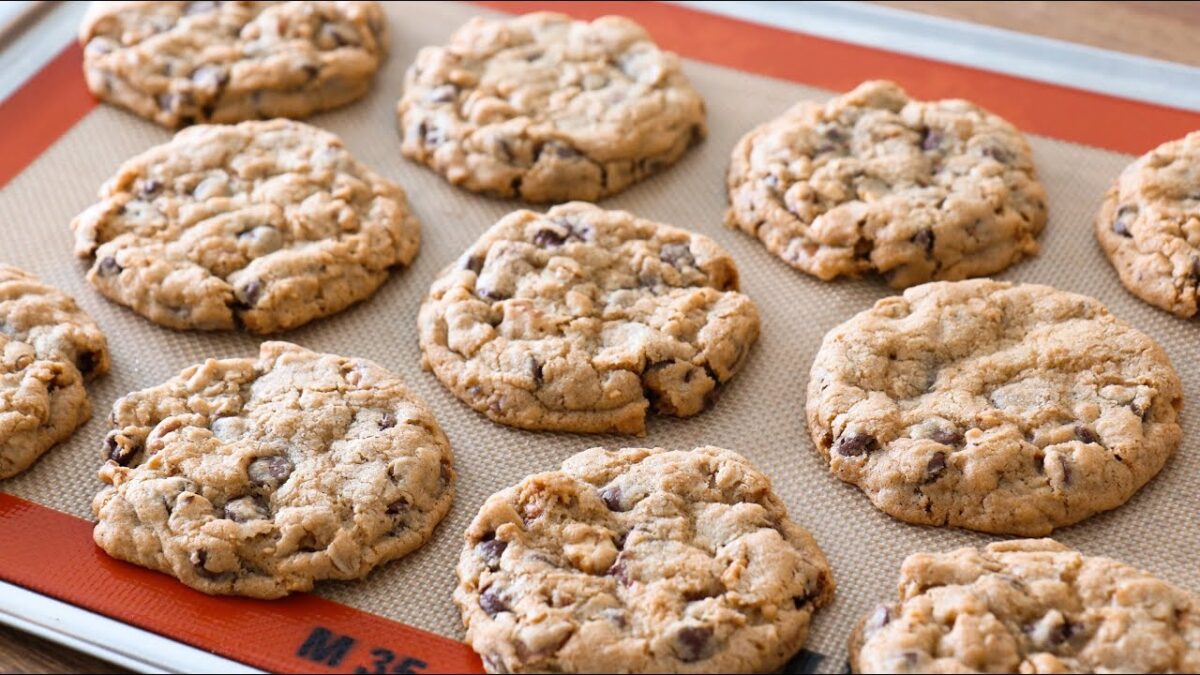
[2, 1, 1197, 672]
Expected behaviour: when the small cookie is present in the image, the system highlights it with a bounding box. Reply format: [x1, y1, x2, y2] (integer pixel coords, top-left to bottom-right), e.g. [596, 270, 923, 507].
[418, 202, 759, 435]
[850, 539, 1200, 673]
[806, 279, 1182, 536]
[71, 119, 421, 334]
[397, 12, 706, 202]
[1, 265, 109, 479]
[455, 446, 834, 673]
[80, 1, 388, 128]
[726, 80, 1048, 288]
[92, 341, 454, 598]
[1096, 130, 1200, 318]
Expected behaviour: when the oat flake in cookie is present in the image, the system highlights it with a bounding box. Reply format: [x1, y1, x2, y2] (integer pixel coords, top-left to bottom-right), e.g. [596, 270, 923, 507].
[1096, 130, 1200, 318]
[80, 1, 388, 128]
[92, 341, 454, 598]
[456, 446, 834, 673]
[418, 202, 759, 435]
[806, 279, 1182, 536]
[397, 12, 706, 203]
[850, 539, 1200, 673]
[727, 80, 1048, 288]
[71, 119, 421, 334]
[0, 265, 110, 479]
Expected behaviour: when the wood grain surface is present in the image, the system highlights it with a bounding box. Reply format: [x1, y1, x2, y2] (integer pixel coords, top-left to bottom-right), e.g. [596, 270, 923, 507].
[2, 1, 1197, 673]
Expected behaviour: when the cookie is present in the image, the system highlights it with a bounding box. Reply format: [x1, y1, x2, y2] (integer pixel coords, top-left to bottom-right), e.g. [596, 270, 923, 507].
[418, 202, 759, 435]
[455, 446, 834, 673]
[1095, 130, 1200, 318]
[397, 12, 706, 203]
[849, 539, 1200, 673]
[1, 265, 109, 479]
[806, 279, 1182, 536]
[71, 119, 421, 334]
[726, 80, 1048, 288]
[80, 1, 388, 128]
[92, 341, 454, 598]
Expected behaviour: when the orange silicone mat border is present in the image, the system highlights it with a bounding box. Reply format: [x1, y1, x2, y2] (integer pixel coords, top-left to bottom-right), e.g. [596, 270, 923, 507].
[2, 2, 1199, 672]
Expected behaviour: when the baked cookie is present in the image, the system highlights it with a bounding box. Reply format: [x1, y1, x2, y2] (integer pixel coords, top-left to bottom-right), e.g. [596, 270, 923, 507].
[456, 446, 834, 673]
[1, 265, 109, 479]
[80, 1, 388, 128]
[727, 80, 1048, 288]
[806, 279, 1182, 536]
[418, 202, 759, 435]
[92, 341, 454, 598]
[397, 12, 706, 203]
[71, 119, 421, 334]
[849, 539, 1200, 673]
[1096, 131, 1200, 318]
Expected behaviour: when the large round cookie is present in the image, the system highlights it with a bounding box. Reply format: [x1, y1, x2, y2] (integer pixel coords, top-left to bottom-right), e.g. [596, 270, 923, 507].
[92, 341, 454, 598]
[1096, 130, 1200, 318]
[397, 12, 706, 203]
[849, 539, 1200, 673]
[418, 202, 760, 435]
[80, 1, 388, 128]
[806, 279, 1182, 536]
[455, 446, 834, 673]
[727, 80, 1048, 288]
[1, 265, 109, 479]
[71, 119, 421, 334]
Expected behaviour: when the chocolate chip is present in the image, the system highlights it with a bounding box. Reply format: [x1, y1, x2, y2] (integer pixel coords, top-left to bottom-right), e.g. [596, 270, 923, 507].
[834, 432, 878, 457]
[236, 280, 262, 307]
[1058, 454, 1072, 485]
[599, 486, 624, 512]
[139, 178, 163, 197]
[982, 146, 1012, 163]
[477, 288, 508, 302]
[464, 254, 485, 274]
[533, 228, 568, 247]
[921, 128, 943, 151]
[479, 587, 507, 617]
[1075, 425, 1100, 444]
[105, 432, 137, 466]
[529, 357, 543, 384]
[76, 351, 100, 378]
[301, 63, 319, 79]
[190, 64, 227, 90]
[930, 428, 964, 447]
[1130, 401, 1147, 419]
[386, 499, 409, 515]
[925, 452, 947, 482]
[320, 22, 359, 48]
[549, 142, 580, 159]
[191, 549, 209, 570]
[477, 539, 507, 570]
[417, 121, 446, 147]
[912, 228, 934, 253]
[1048, 620, 1076, 646]
[607, 558, 630, 585]
[1113, 205, 1137, 237]
[672, 625, 713, 663]
[425, 85, 457, 104]
[660, 243, 695, 268]
[379, 412, 396, 429]
[97, 256, 121, 277]
[248, 456, 293, 487]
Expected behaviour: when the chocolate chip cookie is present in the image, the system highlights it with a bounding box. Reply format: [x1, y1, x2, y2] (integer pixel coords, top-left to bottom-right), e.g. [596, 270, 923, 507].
[727, 80, 1048, 288]
[418, 202, 759, 435]
[71, 118, 421, 334]
[1096, 130, 1200, 318]
[850, 539, 1200, 673]
[1, 265, 109, 479]
[455, 446, 834, 673]
[806, 279, 1182, 536]
[92, 341, 454, 598]
[397, 12, 706, 203]
[81, 1, 388, 128]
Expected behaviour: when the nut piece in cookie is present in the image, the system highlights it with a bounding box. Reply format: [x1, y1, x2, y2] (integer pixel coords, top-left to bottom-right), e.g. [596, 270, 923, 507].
[0, 265, 109, 479]
[849, 539, 1200, 673]
[397, 12, 707, 202]
[1095, 130, 1200, 318]
[418, 202, 760, 435]
[726, 80, 1048, 288]
[92, 341, 454, 598]
[80, 1, 389, 128]
[70, 119, 421, 334]
[455, 446, 834, 673]
[806, 279, 1182, 536]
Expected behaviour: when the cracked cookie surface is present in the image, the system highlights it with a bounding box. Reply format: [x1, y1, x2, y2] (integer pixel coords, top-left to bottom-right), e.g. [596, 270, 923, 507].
[726, 80, 1047, 288]
[806, 279, 1182, 536]
[397, 11, 706, 203]
[71, 119, 421, 334]
[418, 202, 759, 435]
[80, 1, 388, 128]
[455, 446, 834, 673]
[850, 539, 1200, 673]
[1096, 130, 1200, 318]
[1, 265, 109, 479]
[92, 341, 454, 598]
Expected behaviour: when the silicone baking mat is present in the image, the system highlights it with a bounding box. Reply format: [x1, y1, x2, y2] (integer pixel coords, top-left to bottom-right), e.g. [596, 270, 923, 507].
[2, 2, 1199, 673]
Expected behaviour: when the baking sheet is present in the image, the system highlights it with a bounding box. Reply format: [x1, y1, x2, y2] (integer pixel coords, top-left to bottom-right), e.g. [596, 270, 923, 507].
[2, 2, 1198, 672]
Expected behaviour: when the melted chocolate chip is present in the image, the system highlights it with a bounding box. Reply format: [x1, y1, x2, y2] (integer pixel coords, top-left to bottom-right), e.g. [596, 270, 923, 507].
[607, 558, 630, 585]
[529, 357, 543, 384]
[385, 499, 409, 516]
[1058, 454, 1072, 485]
[97, 256, 122, 277]
[982, 146, 1012, 164]
[477, 539, 507, 570]
[1075, 425, 1100, 445]
[1113, 205, 1137, 237]
[660, 243, 695, 268]
[379, 412, 396, 429]
[139, 178, 163, 197]
[105, 432, 137, 466]
[673, 625, 713, 663]
[464, 254, 485, 275]
[479, 587, 507, 617]
[76, 351, 100, 378]
[921, 128, 943, 151]
[533, 228, 568, 247]
[248, 456, 293, 487]
[925, 452, 947, 482]
[834, 432, 878, 457]
[237, 280, 262, 307]
[930, 428, 964, 447]
[1048, 620, 1076, 646]
[912, 228, 935, 253]
[599, 486, 624, 511]
[477, 288, 509, 302]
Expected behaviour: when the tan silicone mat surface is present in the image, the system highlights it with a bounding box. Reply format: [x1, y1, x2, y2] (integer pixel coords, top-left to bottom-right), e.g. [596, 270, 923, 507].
[2, 2, 1197, 672]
